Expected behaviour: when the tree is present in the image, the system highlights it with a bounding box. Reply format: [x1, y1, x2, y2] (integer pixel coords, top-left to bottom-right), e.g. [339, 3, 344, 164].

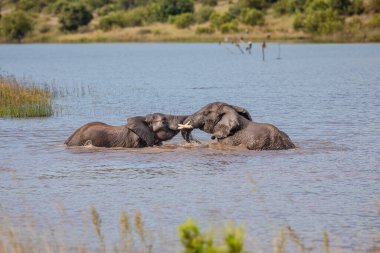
[159, 0, 194, 21]
[58, 2, 93, 31]
[0, 11, 33, 42]
[241, 8, 265, 25]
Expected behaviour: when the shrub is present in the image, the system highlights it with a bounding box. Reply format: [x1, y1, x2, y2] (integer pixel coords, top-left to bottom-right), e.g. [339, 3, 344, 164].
[169, 12, 194, 28]
[241, 8, 265, 26]
[347, 0, 364, 15]
[304, 8, 343, 34]
[238, 0, 267, 10]
[58, 2, 93, 31]
[199, 0, 218, 6]
[368, 13, 380, 28]
[99, 11, 126, 30]
[195, 6, 215, 23]
[0, 11, 33, 42]
[50, 0, 75, 14]
[368, 0, 380, 12]
[145, 3, 163, 23]
[293, 11, 305, 30]
[228, 4, 242, 17]
[195, 26, 215, 34]
[18, 0, 47, 12]
[124, 7, 146, 27]
[97, 3, 117, 16]
[346, 16, 362, 31]
[159, 0, 194, 21]
[85, 0, 113, 10]
[273, 0, 298, 14]
[220, 21, 239, 33]
[210, 12, 234, 28]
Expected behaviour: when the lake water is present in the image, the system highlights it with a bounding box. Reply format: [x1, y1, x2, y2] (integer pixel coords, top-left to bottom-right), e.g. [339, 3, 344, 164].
[0, 43, 379, 252]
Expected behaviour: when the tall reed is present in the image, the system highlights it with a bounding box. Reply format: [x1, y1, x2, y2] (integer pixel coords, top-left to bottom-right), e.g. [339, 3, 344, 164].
[0, 75, 53, 118]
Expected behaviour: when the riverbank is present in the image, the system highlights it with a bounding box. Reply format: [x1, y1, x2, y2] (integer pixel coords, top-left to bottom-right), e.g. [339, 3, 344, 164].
[1, 0, 380, 44]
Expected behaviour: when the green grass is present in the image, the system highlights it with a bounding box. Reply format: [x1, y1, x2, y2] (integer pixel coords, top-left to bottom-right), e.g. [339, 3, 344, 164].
[0, 75, 53, 118]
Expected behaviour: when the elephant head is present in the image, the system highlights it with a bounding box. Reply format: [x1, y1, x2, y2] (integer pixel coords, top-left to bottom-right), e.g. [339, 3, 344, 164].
[128, 113, 193, 145]
[180, 102, 252, 143]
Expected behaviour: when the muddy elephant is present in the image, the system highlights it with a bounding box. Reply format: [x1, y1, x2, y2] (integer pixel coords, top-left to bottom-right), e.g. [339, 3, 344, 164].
[65, 114, 189, 148]
[180, 102, 295, 150]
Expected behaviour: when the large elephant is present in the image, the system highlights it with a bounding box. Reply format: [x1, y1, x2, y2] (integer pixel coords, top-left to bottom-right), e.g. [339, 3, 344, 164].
[65, 114, 189, 148]
[180, 102, 295, 150]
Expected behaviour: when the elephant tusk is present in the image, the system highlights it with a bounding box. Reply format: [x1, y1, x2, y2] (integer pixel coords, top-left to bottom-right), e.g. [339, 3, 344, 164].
[178, 121, 193, 130]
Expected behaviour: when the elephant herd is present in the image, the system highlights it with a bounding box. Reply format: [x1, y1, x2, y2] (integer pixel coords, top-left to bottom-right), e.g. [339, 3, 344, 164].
[65, 102, 296, 150]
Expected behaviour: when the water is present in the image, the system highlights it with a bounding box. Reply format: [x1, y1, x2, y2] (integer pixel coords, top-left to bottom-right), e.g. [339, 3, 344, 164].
[0, 43, 379, 252]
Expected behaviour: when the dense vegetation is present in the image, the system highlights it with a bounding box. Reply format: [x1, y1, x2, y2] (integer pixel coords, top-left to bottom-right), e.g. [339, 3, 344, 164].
[0, 0, 379, 42]
[0, 75, 53, 117]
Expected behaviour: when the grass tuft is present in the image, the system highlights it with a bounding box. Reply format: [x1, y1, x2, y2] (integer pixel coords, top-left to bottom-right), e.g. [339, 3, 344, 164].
[0, 75, 53, 118]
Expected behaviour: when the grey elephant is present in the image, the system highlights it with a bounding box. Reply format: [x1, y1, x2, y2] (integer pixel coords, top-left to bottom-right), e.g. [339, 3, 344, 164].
[65, 113, 190, 148]
[179, 102, 295, 150]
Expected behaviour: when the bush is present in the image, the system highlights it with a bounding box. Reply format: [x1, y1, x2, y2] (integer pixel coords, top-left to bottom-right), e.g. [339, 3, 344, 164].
[210, 12, 234, 28]
[159, 0, 194, 21]
[238, 0, 267, 10]
[293, 11, 305, 30]
[145, 3, 163, 23]
[50, 0, 75, 14]
[0, 11, 33, 42]
[220, 21, 239, 33]
[195, 6, 215, 23]
[304, 8, 343, 34]
[85, 0, 113, 10]
[241, 8, 265, 26]
[58, 2, 93, 31]
[99, 11, 126, 30]
[195, 26, 215, 34]
[97, 3, 117, 16]
[368, 0, 380, 12]
[228, 4, 242, 17]
[124, 7, 146, 26]
[346, 16, 362, 31]
[169, 12, 194, 28]
[347, 0, 364, 15]
[18, 0, 47, 12]
[368, 13, 380, 28]
[273, 0, 297, 14]
[199, 0, 218, 6]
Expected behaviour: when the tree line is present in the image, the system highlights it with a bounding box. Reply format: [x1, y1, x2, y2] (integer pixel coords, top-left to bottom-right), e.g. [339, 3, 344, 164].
[0, 0, 379, 41]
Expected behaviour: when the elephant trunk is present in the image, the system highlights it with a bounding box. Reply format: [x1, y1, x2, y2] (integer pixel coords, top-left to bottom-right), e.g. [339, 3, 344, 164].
[180, 115, 202, 143]
[169, 115, 189, 131]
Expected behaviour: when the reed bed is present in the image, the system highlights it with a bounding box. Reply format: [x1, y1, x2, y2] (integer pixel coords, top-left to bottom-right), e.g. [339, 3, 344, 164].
[1, 206, 379, 253]
[0, 75, 53, 118]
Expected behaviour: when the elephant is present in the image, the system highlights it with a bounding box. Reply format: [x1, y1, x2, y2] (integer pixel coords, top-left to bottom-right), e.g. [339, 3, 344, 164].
[65, 113, 190, 148]
[179, 102, 295, 150]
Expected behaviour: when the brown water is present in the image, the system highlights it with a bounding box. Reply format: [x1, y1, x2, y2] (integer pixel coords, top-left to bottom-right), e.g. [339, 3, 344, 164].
[0, 43, 379, 252]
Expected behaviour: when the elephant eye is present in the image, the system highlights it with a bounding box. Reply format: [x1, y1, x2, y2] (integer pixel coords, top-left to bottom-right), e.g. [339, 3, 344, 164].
[203, 111, 210, 116]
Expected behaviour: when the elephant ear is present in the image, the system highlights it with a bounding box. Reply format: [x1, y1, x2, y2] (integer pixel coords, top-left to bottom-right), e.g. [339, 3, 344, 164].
[230, 105, 252, 121]
[127, 116, 155, 147]
[212, 106, 240, 139]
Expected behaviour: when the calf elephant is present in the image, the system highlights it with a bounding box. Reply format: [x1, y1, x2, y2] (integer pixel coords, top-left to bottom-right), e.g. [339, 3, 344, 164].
[180, 102, 295, 150]
[65, 114, 190, 148]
